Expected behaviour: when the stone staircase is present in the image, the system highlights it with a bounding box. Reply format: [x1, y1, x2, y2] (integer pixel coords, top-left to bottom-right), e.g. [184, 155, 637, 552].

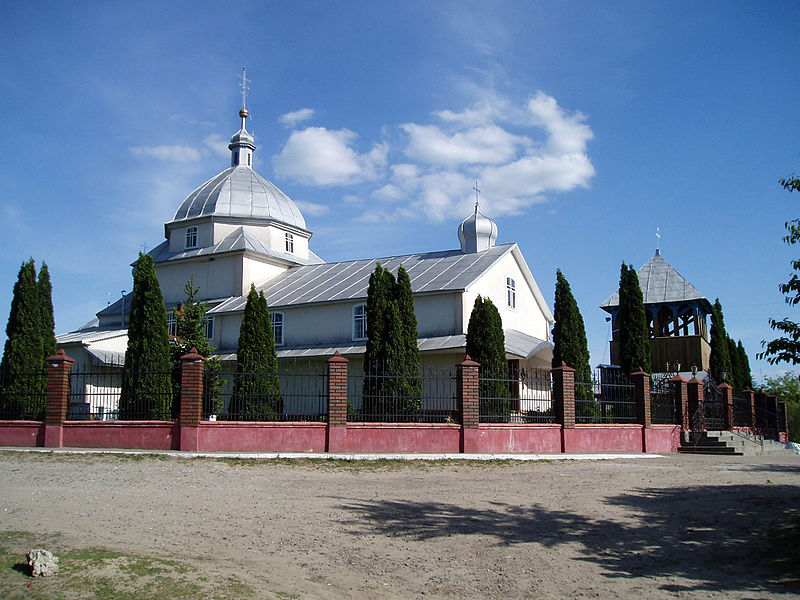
[678, 431, 798, 456]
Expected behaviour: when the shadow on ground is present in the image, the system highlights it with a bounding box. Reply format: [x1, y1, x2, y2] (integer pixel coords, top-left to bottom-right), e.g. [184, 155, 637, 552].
[334, 483, 800, 594]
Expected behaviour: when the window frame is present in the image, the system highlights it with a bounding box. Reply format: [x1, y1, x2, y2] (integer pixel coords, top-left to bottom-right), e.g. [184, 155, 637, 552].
[285, 232, 294, 253]
[352, 304, 367, 341]
[270, 312, 284, 346]
[166, 311, 177, 337]
[185, 226, 198, 249]
[506, 277, 516, 309]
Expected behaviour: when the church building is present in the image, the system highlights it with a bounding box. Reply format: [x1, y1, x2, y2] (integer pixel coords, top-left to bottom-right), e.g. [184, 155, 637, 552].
[57, 104, 555, 379]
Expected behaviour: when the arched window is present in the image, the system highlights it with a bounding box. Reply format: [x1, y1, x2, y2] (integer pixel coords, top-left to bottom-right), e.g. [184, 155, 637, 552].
[270, 312, 284, 346]
[185, 226, 198, 249]
[353, 304, 367, 340]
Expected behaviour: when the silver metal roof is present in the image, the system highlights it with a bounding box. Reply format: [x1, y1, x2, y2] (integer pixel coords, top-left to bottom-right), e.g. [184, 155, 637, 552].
[169, 166, 307, 230]
[601, 250, 712, 310]
[56, 327, 128, 345]
[504, 329, 553, 360]
[148, 229, 324, 266]
[209, 244, 516, 314]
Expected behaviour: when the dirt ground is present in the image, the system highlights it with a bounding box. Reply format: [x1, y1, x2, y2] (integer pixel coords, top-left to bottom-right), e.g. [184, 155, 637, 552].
[1, 450, 799, 599]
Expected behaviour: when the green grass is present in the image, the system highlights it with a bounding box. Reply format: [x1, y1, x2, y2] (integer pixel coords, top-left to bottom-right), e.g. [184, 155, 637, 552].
[0, 531, 258, 600]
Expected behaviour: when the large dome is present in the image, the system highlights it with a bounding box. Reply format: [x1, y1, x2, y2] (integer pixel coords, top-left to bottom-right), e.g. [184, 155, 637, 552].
[170, 166, 307, 230]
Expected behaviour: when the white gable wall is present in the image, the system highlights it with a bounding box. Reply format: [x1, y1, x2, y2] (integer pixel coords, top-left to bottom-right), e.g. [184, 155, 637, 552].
[462, 249, 551, 342]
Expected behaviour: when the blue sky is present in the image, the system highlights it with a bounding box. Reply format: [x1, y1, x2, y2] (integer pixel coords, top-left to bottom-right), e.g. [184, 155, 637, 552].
[1, 1, 799, 381]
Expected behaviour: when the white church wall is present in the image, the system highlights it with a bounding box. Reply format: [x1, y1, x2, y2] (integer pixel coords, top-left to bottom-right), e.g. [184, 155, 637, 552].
[155, 255, 243, 305]
[168, 223, 212, 253]
[412, 294, 463, 338]
[463, 252, 550, 341]
[241, 256, 289, 293]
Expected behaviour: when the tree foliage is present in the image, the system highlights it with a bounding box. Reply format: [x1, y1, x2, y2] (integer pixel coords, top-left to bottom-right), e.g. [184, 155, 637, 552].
[617, 263, 651, 375]
[758, 371, 800, 443]
[0, 259, 50, 419]
[709, 299, 732, 383]
[552, 269, 592, 398]
[736, 340, 753, 390]
[38, 263, 57, 363]
[119, 253, 173, 420]
[362, 264, 422, 419]
[760, 172, 800, 365]
[466, 295, 508, 416]
[172, 277, 222, 416]
[232, 285, 281, 419]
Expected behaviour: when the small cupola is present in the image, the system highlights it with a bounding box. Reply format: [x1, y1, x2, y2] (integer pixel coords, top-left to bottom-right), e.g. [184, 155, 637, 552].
[229, 107, 255, 167]
[458, 202, 498, 253]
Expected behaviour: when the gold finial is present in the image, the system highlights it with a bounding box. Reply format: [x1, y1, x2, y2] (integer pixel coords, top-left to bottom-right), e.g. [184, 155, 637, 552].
[239, 108, 249, 118]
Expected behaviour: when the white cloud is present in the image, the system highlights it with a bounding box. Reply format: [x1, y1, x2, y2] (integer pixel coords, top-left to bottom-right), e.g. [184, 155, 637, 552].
[526, 91, 593, 155]
[402, 123, 528, 166]
[274, 127, 387, 186]
[294, 200, 330, 216]
[129, 144, 204, 163]
[279, 108, 315, 127]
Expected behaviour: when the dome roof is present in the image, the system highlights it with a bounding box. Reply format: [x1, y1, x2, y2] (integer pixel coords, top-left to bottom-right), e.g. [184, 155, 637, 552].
[170, 166, 307, 230]
[458, 206, 497, 253]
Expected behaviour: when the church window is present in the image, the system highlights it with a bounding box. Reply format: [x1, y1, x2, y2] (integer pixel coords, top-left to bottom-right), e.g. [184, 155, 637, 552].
[353, 304, 367, 340]
[186, 226, 198, 249]
[233, 151, 239, 165]
[506, 277, 516, 309]
[285, 233, 294, 253]
[271, 312, 284, 346]
[204, 316, 214, 340]
[166, 311, 177, 337]
[247, 154, 251, 166]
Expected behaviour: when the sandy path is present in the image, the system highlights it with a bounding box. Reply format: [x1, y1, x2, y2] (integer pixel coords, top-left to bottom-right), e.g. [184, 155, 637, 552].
[1, 451, 799, 598]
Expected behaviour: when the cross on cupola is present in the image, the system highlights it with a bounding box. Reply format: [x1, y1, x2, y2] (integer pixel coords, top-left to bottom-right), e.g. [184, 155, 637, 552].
[229, 67, 255, 168]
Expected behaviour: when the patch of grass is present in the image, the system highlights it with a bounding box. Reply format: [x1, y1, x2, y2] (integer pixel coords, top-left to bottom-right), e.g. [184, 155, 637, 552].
[0, 531, 256, 599]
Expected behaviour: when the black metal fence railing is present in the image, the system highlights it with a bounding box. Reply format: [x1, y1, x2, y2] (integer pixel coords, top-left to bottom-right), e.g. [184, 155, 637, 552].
[211, 365, 327, 422]
[0, 369, 47, 420]
[650, 374, 677, 424]
[732, 392, 751, 427]
[478, 366, 553, 423]
[348, 364, 456, 423]
[574, 370, 635, 423]
[68, 363, 178, 421]
[702, 381, 725, 430]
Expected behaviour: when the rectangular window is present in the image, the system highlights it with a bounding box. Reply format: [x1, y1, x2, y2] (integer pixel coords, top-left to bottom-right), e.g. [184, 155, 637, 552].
[270, 312, 284, 346]
[186, 226, 198, 249]
[204, 316, 214, 340]
[166, 311, 177, 337]
[507, 277, 516, 309]
[353, 304, 367, 340]
[285, 232, 294, 253]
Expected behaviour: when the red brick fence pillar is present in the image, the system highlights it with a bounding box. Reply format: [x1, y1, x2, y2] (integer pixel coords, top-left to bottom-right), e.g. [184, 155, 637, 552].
[327, 352, 349, 453]
[552, 362, 575, 453]
[458, 355, 480, 453]
[687, 377, 703, 433]
[44, 350, 74, 448]
[671, 376, 689, 432]
[631, 369, 651, 428]
[179, 348, 204, 451]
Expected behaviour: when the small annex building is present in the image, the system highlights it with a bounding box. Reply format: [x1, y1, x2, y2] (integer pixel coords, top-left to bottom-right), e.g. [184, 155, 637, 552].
[601, 249, 713, 374]
[57, 105, 554, 388]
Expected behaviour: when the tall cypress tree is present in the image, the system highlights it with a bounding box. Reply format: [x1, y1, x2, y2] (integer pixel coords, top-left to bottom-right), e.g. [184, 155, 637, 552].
[362, 264, 396, 418]
[617, 263, 651, 375]
[737, 340, 752, 389]
[233, 285, 281, 419]
[726, 335, 741, 388]
[466, 295, 508, 417]
[38, 263, 56, 362]
[119, 253, 173, 420]
[0, 259, 45, 419]
[709, 299, 732, 383]
[552, 269, 592, 396]
[393, 265, 422, 417]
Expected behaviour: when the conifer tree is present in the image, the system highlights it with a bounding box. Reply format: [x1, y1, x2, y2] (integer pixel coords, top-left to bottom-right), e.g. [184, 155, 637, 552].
[552, 269, 592, 397]
[119, 253, 173, 420]
[466, 295, 508, 417]
[0, 259, 45, 419]
[709, 299, 732, 383]
[617, 263, 651, 375]
[726, 335, 741, 388]
[173, 277, 222, 415]
[737, 340, 753, 389]
[38, 263, 57, 363]
[233, 285, 281, 419]
[362, 264, 395, 418]
[393, 265, 422, 417]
